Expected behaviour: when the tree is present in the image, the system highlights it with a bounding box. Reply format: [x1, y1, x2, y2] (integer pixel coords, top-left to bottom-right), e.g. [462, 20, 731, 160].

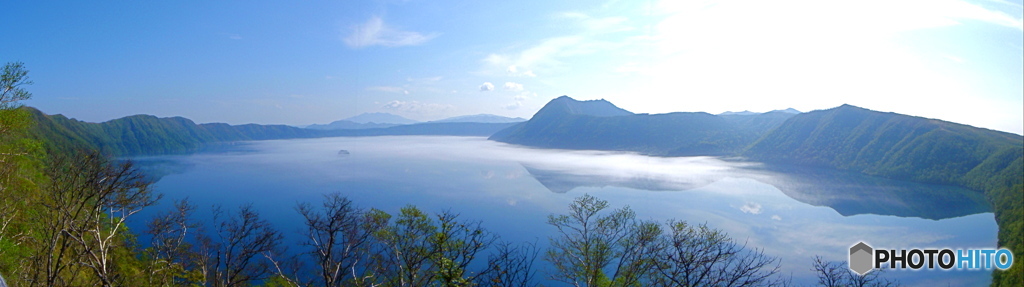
[811, 256, 900, 287]
[294, 193, 373, 286]
[0, 61, 31, 110]
[27, 151, 159, 286]
[0, 61, 35, 269]
[144, 198, 203, 285]
[652, 220, 784, 287]
[477, 241, 540, 287]
[545, 194, 656, 286]
[201, 204, 284, 287]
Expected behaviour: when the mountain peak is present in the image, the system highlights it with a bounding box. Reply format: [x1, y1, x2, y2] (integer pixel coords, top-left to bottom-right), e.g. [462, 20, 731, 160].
[774, 108, 801, 114]
[536, 95, 633, 118]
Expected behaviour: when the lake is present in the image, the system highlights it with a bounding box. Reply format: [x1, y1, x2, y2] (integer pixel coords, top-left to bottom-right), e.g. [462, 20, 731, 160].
[131, 136, 997, 286]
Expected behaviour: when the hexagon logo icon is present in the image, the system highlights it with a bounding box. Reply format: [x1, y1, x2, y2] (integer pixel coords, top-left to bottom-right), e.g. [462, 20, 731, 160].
[849, 242, 874, 276]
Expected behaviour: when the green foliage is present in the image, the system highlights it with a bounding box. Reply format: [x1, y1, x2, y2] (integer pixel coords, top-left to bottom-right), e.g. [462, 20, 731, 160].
[23, 107, 334, 157]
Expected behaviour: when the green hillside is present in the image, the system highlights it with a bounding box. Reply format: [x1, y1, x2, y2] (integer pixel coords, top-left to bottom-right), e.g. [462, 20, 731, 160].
[26, 107, 517, 157]
[744, 104, 1024, 285]
[25, 107, 326, 156]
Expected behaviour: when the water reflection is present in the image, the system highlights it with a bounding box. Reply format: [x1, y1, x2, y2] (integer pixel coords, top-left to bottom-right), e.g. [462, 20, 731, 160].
[522, 162, 991, 220]
[133, 136, 996, 287]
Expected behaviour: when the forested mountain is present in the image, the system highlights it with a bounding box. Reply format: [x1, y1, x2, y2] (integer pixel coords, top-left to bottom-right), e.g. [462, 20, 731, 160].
[26, 107, 517, 156]
[489, 96, 797, 155]
[744, 104, 1022, 189]
[26, 107, 328, 156]
[743, 104, 1023, 284]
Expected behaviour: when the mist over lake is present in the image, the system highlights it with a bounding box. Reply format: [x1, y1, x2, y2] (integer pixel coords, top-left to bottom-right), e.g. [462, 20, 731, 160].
[133, 136, 998, 286]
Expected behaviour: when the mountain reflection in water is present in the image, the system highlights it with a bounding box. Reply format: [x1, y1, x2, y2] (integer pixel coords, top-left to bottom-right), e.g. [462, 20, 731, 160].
[522, 161, 990, 220]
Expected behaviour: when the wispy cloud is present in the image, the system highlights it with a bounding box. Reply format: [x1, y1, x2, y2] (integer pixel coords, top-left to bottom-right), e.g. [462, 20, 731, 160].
[503, 82, 524, 91]
[344, 16, 438, 48]
[367, 86, 409, 94]
[505, 91, 535, 110]
[506, 65, 537, 77]
[382, 100, 454, 114]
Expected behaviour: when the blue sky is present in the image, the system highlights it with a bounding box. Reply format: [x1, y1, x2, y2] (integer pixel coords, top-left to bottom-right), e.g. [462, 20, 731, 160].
[2, 0, 1022, 134]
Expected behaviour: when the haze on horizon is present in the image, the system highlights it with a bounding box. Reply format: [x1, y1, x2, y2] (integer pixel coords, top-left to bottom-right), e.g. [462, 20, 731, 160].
[2, 0, 1022, 134]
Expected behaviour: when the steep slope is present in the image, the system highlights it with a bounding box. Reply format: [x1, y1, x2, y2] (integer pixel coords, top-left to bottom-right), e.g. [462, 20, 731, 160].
[744, 104, 1023, 284]
[744, 104, 1022, 188]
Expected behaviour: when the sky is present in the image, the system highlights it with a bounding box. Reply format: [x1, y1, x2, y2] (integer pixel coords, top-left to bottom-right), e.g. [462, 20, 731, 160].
[2, 0, 1022, 134]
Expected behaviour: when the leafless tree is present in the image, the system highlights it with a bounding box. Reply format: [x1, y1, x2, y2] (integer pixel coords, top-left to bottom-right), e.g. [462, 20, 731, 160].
[477, 241, 539, 287]
[201, 204, 284, 287]
[652, 220, 784, 287]
[811, 256, 900, 287]
[145, 199, 202, 285]
[430, 210, 498, 286]
[294, 193, 373, 286]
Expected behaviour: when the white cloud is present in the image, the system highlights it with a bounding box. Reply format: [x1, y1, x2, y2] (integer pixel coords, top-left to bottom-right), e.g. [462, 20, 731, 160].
[771, 215, 782, 221]
[740, 202, 763, 215]
[344, 16, 437, 48]
[382, 100, 454, 114]
[479, 82, 495, 91]
[503, 82, 524, 91]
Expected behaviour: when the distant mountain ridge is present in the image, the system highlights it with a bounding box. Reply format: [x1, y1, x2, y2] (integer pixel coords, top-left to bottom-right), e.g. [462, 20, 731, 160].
[306, 120, 396, 130]
[430, 114, 526, 124]
[308, 113, 524, 130]
[489, 96, 796, 155]
[25, 107, 515, 156]
[345, 112, 419, 124]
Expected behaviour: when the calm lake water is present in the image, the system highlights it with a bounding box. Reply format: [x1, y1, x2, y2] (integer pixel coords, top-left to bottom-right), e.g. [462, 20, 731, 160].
[131, 136, 997, 286]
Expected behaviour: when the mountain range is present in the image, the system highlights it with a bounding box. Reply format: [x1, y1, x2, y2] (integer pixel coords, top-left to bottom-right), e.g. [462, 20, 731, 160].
[25, 108, 515, 156]
[305, 113, 524, 130]
[487, 96, 1021, 284]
